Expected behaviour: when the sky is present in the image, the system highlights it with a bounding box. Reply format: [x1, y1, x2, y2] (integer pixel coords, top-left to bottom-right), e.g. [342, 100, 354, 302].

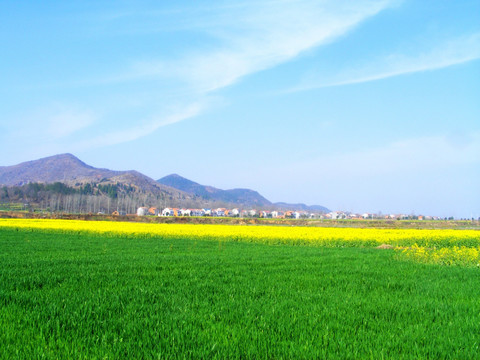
[1, 0, 479, 218]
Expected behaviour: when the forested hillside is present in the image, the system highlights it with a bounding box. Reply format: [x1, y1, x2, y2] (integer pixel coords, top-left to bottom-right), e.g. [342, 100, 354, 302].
[1, 182, 184, 214]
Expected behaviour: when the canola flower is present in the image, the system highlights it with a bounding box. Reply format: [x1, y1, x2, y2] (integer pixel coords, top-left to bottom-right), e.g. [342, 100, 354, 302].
[397, 244, 480, 267]
[0, 218, 479, 249]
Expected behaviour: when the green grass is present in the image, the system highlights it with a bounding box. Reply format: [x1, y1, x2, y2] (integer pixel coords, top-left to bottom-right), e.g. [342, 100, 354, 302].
[1, 228, 479, 359]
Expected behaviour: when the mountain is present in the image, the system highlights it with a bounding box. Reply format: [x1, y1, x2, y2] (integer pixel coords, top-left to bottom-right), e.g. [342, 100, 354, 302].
[0, 153, 193, 201]
[158, 174, 272, 207]
[0, 154, 330, 212]
[0, 153, 121, 186]
[157, 174, 206, 195]
[157, 174, 330, 212]
[273, 202, 330, 213]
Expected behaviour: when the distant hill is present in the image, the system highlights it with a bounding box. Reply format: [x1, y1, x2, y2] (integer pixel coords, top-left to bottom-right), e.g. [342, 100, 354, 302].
[158, 174, 330, 212]
[157, 174, 272, 207]
[0, 153, 121, 186]
[0, 154, 330, 213]
[0, 153, 193, 203]
[273, 202, 330, 213]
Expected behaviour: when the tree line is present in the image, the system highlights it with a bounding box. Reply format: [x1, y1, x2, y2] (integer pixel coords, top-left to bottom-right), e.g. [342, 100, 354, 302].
[1, 182, 160, 214]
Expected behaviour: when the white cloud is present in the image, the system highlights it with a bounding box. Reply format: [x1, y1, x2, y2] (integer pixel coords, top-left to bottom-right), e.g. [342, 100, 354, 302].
[70, 101, 205, 150]
[133, 0, 397, 93]
[4, 1, 401, 154]
[292, 31, 480, 91]
[67, 0, 396, 149]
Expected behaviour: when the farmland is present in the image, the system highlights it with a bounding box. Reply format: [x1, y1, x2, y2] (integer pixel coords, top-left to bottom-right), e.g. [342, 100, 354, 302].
[1, 219, 479, 358]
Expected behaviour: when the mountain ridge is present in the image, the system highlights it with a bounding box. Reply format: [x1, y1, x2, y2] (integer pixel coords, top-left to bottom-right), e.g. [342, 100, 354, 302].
[157, 174, 272, 207]
[0, 153, 122, 185]
[0, 153, 195, 205]
[158, 174, 330, 212]
[0, 154, 329, 212]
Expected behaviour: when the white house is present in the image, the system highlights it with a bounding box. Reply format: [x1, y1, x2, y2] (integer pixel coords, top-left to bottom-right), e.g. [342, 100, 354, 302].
[180, 209, 191, 216]
[229, 208, 240, 217]
[331, 211, 347, 220]
[137, 207, 149, 216]
[258, 211, 265, 218]
[190, 209, 205, 216]
[213, 208, 227, 216]
[161, 208, 177, 216]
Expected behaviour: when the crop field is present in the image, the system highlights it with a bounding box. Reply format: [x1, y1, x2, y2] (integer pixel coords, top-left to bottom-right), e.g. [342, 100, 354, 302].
[1, 219, 479, 358]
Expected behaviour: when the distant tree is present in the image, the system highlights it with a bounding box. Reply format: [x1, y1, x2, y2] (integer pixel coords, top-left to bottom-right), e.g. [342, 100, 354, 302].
[81, 183, 93, 195]
[13, 188, 23, 197]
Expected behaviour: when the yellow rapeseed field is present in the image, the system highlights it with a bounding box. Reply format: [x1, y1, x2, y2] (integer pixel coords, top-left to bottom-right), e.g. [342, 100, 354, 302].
[0, 218, 478, 246]
[1, 218, 479, 266]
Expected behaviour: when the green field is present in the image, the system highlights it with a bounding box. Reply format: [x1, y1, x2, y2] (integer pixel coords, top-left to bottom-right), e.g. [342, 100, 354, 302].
[1, 227, 479, 359]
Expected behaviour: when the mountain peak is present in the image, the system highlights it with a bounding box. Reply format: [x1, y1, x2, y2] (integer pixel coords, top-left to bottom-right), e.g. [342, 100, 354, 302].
[54, 153, 78, 159]
[158, 174, 201, 189]
[45, 153, 91, 167]
[0, 153, 111, 185]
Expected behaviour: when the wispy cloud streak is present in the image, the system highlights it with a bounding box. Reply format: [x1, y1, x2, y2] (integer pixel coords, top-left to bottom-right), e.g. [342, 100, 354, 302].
[64, 0, 397, 148]
[291, 32, 480, 91]
[132, 0, 397, 93]
[71, 102, 205, 150]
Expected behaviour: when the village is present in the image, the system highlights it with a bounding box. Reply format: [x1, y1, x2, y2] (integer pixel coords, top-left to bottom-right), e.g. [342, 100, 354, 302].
[133, 206, 444, 221]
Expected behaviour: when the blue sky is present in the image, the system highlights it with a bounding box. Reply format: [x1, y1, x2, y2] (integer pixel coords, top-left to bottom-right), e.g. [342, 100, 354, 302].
[1, 0, 479, 218]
